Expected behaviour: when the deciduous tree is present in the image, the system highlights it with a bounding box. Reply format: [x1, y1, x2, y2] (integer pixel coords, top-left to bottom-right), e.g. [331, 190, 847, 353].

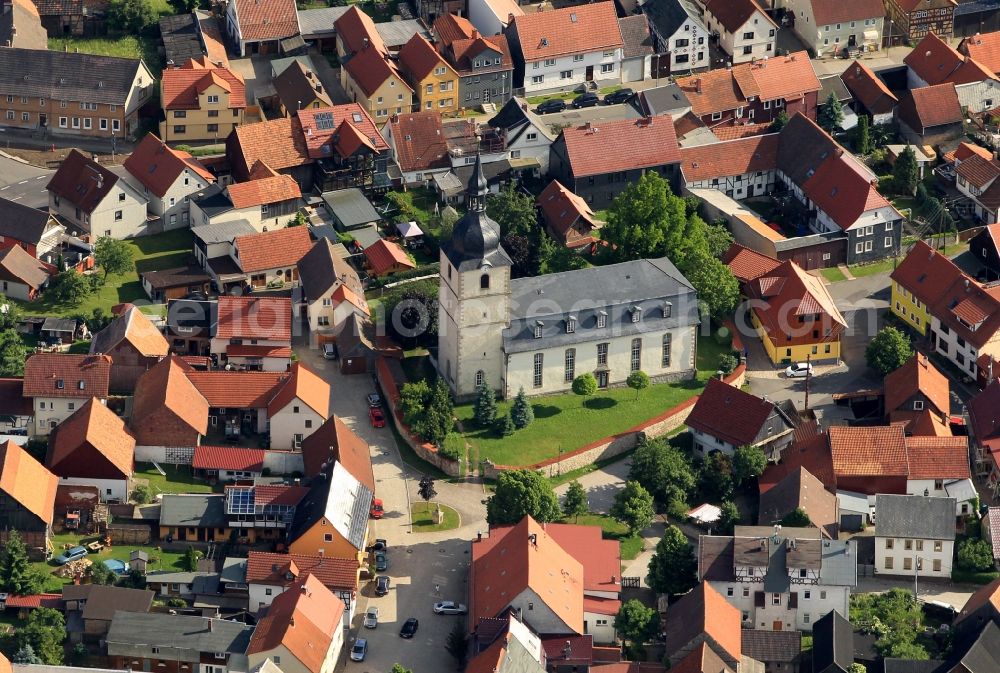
[17, 607, 65, 664]
[780, 507, 812, 528]
[629, 437, 696, 518]
[614, 599, 657, 652]
[486, 469, 560, 525]
[418, 475, 437, 503]
[865, 327, 914, 376]
[107, 0, 156, 33]
[957, 538, 995, 572]
[562, 481, 588, 522]
[47, 270, 90, 307]
[647, 526, 697, 596]
[94, 236, 134, 281]
[0, 328, 27, 377]
[733, 445, 767, 486]
[610, 480, 655, 535]
[626, 371, 650, 400]
[602, 172, 689, 262]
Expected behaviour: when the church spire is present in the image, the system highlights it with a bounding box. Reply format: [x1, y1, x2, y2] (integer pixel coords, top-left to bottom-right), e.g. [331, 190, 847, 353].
[466, 152, 487, 212]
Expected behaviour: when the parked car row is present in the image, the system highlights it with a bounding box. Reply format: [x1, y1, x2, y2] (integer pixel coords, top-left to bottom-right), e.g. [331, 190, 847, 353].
[535, 88, 635, 114]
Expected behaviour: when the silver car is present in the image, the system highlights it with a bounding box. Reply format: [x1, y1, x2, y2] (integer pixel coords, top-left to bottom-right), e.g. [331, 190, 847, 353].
[363, 606, 379, 629]
[433, 601, 468, 615]
[350, 639, 368, 661]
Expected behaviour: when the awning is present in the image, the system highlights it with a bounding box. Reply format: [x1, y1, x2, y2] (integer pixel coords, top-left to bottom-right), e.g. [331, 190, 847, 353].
[863, 30, 879, 42]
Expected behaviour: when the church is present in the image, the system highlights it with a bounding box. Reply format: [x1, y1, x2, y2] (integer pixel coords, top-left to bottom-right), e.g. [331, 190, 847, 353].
[437, 156, 702, 401]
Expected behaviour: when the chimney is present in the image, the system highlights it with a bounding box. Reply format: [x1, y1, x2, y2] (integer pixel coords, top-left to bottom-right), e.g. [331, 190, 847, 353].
[316, 84, 323, 93]
[528, 533, 537, 546]
[290, 616, 295, 626]
[521, 102, 528, 111]
[695, 78, 702, 94]
[363, 37, 370, 49]
[472, 29, 479, 38]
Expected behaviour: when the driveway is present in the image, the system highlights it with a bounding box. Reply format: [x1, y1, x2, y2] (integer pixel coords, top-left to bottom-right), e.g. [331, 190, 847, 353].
[295, 342, 486, 673]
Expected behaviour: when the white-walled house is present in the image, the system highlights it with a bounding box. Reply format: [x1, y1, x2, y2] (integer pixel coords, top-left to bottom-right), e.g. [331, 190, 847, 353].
[700, 0, 777, 65]
[698, 527, 856, 631]
[297, 238, 370, 341]
[245, 552, 358, 619]
[785, 0, 885, 58]
[487, 97, 557, 174]
[46, 150, 149, 239]
[265, 363, 330, 450]
[904, 32, 1000, 114]
[507, 2, 624, 94]
[122, 134, 215, 232]
[874, 494, 955, 579]
[643, 0, 710, 73]
[23, 354, 111, 436]
[468, 0, 523, 36]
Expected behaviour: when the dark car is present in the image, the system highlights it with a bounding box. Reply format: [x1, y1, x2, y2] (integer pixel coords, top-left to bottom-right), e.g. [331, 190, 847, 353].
[400, 618, 419, 638]
[367, 539, 388, 552]
[536, 99, 566, 114]
[375, 575, 391, 596]
[572, 92, 600, 108]
[374, 551, 388, 571]
[604, 88, 634, 105]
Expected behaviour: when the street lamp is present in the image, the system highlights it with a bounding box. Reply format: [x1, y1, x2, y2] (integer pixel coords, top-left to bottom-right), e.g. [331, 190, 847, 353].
[914, 556, 923, 598]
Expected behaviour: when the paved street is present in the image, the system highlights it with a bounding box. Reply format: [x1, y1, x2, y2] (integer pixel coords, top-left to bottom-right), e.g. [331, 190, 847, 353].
[0, 152, 52, 209]
[295, 340, 486, 673]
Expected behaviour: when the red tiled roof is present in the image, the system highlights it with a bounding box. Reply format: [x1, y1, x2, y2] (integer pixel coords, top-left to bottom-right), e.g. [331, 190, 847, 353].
[928, 266, 1000, 349]
[297, 105, 389, 159]
[747, 260, 847, 345]
[46, 150, 120, 215]
[583, 596, 621, 615]
[905, 32, 993, 86]
[23, 353, 111, 398]
[363, 238, 415, 276]
[537, 179, 599, 246]
[721, 243, 781, 283]
[544, 523, 621, 594]
[883, 354, 950, 417]
[334, 5, 386, 56]
[124, 134, 214, 198]
[471, 517, 584, 632]
[760, 424, 836, 494]
[560, 116, 679, 178]
[227, 175, 300, 209]
[702, 0, 776, 32]
[890, 241, 966, 308]
[386, 111, 449, 173]
[46, 398, 135, 479]
[665, 583, 742, 663]
[234, 227, 313, 273]
[947, 142, 995, 164]
[216, 296, 292, 341]
[301, 416, 374, 489]
[161, 61, 246, 110]
[679, 133, 779, 183]
[245, 551, 359, 589]
[248, 484, 309, 507]
[1, 594, 61, 609]
[231, 117, 311, 176]
[802, 150, 895, 231]
[687, 377, 782, 447]
[677, 52, 819, 117]
[512, 2, 623, 62]
[0, 440, 57, 526]
[969, 380, 1000, 449]
[398, 33, 453, 83]
[840, 61, 898, 115]
[226, 345, 292, 358]
[131, 356, 209, 437]
[810, 0, 884, 24]
[905, 436, 970, 480]
[247, 574, 344, 673]
[343, 44, 411, 98]
[186, 370, 286, 408]
[192, 445, 265, 471]
[955, 153, 1000, 190]
[828, 425, 909, 477]
[961, 31, 1000, 74]
[233, 0, 298, 41]
[266, 362, 330, 418]
[899, 83, 963, 131]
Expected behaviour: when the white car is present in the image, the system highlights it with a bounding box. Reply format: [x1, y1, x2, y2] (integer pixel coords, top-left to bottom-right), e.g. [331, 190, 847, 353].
[350, 639, 367, 662]
[433, 601, 468, 615]
[784, 362, 814, 378]
[363, 606, 379, 628]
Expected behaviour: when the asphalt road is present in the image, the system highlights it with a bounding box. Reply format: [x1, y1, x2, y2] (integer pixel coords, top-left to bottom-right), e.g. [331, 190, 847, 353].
[0, 154, 52, 209]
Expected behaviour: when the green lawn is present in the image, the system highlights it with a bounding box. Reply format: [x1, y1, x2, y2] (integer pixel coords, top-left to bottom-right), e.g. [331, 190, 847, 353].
[849, 257, 898, 278]
[952, 568, 1000, 585]
[525, 91, 577, 105]
[19, 229, 193, 318]
[32, 533, 187, 593]
[411, 502, 460, 531]
[821, 266, 848, 283]
[49, 36, 161, 75]
[570, 513, 644, 561]
[134, 462, 219, 495]
[457, 333, 728, 466]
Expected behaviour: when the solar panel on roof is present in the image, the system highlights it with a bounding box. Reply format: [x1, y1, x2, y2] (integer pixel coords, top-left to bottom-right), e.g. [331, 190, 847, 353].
[315, 112, 335, 130]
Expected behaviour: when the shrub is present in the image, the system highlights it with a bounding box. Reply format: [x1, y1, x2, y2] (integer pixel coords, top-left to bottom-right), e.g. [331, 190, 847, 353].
[718, 353, 739, 375]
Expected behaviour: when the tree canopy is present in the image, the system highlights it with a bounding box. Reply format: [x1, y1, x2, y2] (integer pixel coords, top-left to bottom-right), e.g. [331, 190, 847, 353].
[865, 327, 914, 376]
[818, 91, 844, 131]
[0, 328, 27, 377]
[610, 480, 655, 535]
[892, 146, 919, 196]
[17, 608, 66, 664]
[562, 481, 589, 522]
[382, 279, 439, 347]
[47, 270, 90, 307]
[733, 445, 767, 486]
[647, 526, 698, 596]
[0, 531, 47, 595]
[486, 469, 561, 525]
[629, 437, 696, 518]
[107, 0, 157, 32]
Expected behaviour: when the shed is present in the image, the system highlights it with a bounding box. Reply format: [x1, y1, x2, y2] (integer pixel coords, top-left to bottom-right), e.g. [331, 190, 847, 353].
[129, 549, 149, 574]
[322, 189, 382, 230]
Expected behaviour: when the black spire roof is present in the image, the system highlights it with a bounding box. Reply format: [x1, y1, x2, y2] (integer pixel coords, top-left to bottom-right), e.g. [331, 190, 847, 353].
[441, 154, 511, 272]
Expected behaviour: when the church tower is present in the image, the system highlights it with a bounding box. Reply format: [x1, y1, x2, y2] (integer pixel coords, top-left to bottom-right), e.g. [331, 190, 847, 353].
[437, 154, 512, 400]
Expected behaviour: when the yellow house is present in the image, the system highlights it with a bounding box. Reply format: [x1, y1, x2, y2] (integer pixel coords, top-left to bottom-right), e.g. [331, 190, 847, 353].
[160, 57, 247, 143]
[287, 462, 370, 565]
[341, 44, 414, 123]
[889, 240, 961, 337]
[398, 34, 459, 114]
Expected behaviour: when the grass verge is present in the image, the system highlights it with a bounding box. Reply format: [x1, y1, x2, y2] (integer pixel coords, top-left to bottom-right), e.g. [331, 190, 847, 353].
[821, 266, 848, 283]
[134, 462, 219, 495]
[952, 568, 1000, 585]
[411, 502, 460, 532]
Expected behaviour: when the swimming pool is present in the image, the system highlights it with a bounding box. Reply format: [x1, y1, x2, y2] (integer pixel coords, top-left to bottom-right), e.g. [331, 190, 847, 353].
[103, 559, 127, 575]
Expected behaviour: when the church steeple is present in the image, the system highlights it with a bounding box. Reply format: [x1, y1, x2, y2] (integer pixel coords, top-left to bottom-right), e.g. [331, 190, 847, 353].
[466, 152, 488, 213]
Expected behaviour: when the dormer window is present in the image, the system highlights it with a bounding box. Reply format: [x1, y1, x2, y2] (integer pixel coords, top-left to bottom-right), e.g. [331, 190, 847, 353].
[56, 379, 64, 389]
[913, 400, 924, 411]
[597, 311, 607, 329]
[566, 316, 576, 334]
[663, 302, 672, 318]
[78, 380, 85, 390]
[534, 321, 543, 339]
[631, 306, 643, 323]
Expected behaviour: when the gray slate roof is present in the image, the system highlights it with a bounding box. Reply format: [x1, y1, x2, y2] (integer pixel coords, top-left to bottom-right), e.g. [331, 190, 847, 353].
[741, 630, 800, 664]
[875, 494, 956, 540]
[374, 19, 430, 48]
[819, 74, 853, 104]
[106, 612, 254, 653]
[0, 48, 144, 105]
[638, 83, 691, 117]
[503, 257, 698, 353]
[159, 494, 228, 529]
[297, 6, 350, 37]
[618, 15, 654, 59]
[322, 188, 380, 229]
[957, 621, 1000, 673]
[812, 610, 853, 673]
[642, 0, 702, 42]
[883, 660, 946, 673]
[192, 219, 257, 244]
[297, 238, 363, 301]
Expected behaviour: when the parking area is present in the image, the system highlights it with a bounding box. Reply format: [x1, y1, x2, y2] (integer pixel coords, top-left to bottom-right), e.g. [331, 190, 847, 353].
[295, 342, 474, 673]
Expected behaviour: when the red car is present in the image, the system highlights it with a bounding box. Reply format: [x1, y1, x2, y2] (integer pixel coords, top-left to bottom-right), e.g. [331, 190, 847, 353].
[370, 498, 384, 519]
[369, 406, 386, 428]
